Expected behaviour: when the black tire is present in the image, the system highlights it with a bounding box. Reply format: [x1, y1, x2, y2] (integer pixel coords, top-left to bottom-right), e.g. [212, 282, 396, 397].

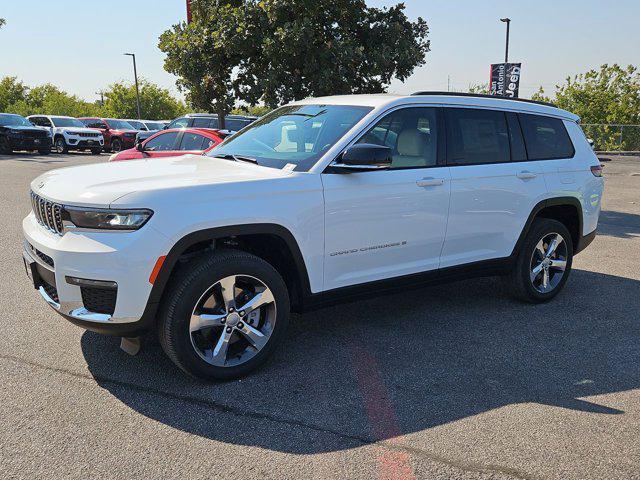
[54, 136, 68, 154]
[0, 136, 13, 154]
[110, 138, 123, 152]
[38, 148, 50, 155]
[90, 147, 102, 155]
[158, 249, 290, 381]
[503, 218, 573, 303]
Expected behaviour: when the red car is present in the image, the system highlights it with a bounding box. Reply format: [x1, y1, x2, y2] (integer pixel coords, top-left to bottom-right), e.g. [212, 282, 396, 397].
[79, 117, 139, 153]
[109, 128, 224, 162]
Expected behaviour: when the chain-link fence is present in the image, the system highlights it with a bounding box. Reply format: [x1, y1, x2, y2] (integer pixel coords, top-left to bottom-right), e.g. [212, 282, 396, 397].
[581, 124, 640, 152]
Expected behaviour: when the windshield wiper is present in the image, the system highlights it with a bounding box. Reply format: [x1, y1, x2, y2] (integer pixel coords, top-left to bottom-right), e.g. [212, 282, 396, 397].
[212, 153, 258, 164]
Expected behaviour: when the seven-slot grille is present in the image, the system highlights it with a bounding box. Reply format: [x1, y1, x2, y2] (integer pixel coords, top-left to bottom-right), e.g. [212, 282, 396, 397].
[78, 132, 99, 137]
[30, 191, 64, 235]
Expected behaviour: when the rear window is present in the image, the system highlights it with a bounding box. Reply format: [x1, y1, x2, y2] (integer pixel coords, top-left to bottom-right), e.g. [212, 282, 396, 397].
[518, 114, 575, 160]
[445, 108, 510, 165]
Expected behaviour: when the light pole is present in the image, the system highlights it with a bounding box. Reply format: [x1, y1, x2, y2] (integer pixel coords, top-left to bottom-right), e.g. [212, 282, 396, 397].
[500, 18, 511, 63]
[124, 53, 141, 119]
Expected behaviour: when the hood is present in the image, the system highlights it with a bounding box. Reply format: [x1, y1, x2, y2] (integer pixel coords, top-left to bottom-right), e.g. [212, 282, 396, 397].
[6, 125, 48, 134]
[30, 154, 292, 207]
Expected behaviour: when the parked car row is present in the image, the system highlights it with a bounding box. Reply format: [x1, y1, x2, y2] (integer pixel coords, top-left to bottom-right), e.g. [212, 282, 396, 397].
[0, 112, 257, 156]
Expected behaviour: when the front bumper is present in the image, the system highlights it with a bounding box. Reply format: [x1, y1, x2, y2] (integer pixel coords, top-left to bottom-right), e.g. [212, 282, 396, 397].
[23, 213, 170, 336]
[65, 135, 104, 149]
[9, 136, 52, 150]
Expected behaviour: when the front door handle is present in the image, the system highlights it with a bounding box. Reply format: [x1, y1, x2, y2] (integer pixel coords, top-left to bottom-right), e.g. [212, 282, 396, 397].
[516, 171, 538, 180]
[416, 177, 445, 187]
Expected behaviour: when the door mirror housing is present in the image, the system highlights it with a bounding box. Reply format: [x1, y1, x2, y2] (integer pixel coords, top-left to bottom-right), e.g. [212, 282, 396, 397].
[332, 144, 392, 172]
[136, 141, 145, 152]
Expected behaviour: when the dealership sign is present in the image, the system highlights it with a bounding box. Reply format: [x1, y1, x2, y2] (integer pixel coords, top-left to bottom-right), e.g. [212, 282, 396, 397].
[489, 63, 521, 98]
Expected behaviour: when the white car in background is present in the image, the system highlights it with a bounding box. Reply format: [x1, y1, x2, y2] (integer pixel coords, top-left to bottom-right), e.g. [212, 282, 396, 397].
[28, 115, 104, 154]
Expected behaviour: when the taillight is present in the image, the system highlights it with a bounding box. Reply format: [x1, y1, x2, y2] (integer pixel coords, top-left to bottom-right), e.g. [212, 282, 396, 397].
[590, 165, 603, 177]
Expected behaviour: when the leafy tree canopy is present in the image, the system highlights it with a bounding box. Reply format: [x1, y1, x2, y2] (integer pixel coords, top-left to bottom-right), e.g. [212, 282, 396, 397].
[159, 0, 430, 124]
[0, 76, 186, 120]
[101, 79, 188, 119]
[532, 64, 640, 150]
[532, 64, 640, 125]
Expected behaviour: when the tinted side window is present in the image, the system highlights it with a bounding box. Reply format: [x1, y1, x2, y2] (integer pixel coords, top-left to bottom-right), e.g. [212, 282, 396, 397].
[179, 132, 206, 150]
[144, 131, 179, 151]
[518, 114, 575, 160]
[445, 108, 510, 165]
[357, 107, 438, 169]
[192, 117, 210, 128]
[168, 117, 189, 129]
[226, 119, 248, 131]
[506, 112, 527, 161]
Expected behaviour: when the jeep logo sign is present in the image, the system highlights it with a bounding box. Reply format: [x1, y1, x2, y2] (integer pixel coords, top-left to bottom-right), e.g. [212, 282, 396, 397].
[489, 63, 522, 98]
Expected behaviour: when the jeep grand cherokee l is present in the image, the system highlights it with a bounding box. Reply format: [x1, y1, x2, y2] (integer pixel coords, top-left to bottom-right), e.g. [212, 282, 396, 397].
[22, 93, 603, 380]
[28, 115, 104, 154]
[79, 117, 138, 152]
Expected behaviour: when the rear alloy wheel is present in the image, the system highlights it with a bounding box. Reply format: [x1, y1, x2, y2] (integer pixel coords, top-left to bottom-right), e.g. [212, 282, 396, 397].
[110, 138, 123, 152]
[503, 218, 573, 303]
[54, 137, 68, 154]
[159, 249, 290, 380]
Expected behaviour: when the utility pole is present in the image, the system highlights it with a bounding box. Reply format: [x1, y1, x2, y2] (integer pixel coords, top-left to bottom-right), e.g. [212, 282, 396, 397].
[186, 0, 192, 23]
[124, 53, 142, 119]
[500, 18, 511, 63]
[95, 91, 104, 107]
[447, 75, 451, 92]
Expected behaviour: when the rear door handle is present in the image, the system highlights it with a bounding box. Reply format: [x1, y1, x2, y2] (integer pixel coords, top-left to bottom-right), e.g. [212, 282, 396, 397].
[416, 178, 445, 187]
[516, 171, 538, 180]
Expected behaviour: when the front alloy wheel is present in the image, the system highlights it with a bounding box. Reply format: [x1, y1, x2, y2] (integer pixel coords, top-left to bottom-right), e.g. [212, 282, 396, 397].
[54, 137, 67, 154]
[189, 275, 276, 367]
[159, 249, 290, 380]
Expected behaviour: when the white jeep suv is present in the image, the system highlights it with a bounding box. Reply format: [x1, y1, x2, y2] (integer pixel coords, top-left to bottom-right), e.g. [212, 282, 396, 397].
[22, 93, 604, 380]
[28, 115, 104, 154]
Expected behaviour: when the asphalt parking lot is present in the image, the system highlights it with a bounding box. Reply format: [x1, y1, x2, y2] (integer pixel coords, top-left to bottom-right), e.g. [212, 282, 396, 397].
[1, 151, 639, 480]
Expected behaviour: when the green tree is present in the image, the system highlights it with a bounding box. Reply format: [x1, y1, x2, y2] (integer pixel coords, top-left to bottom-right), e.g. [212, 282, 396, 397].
[101, 80, 187, 119]
[159, 0, 430, 123]
[159, 1, 249, 128]
[244, 0, 430, 108]
[533, 64, 640, 150]
[0, 76, 28, 112]
[26, 84, 100, 117]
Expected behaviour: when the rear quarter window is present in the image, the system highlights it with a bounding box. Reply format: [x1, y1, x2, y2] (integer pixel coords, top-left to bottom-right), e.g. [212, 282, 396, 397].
[518, 114, 575, 160]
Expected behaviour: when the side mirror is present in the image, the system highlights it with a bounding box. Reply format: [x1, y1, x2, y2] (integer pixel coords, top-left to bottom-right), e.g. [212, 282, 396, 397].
[136, 141, 145, 152]
[332, 144, 392, 172]
[587, 138, 595, 149]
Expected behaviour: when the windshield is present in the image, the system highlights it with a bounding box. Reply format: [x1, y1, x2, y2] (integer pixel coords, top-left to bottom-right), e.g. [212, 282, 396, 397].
[0, 114, 32, 127]
[144, 122, 164, 130]
[106, 119, 136, 130]
[51, 117, 85, 128]
[207, 104, 373, 171]
[127, 120, 145, 130]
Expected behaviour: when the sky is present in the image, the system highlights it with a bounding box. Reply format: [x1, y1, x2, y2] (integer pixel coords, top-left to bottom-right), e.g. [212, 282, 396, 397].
[1, 0, 639, 103]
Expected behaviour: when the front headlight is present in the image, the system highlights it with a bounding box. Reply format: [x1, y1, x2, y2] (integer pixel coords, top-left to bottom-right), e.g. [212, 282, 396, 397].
[63, 207, 153, 230]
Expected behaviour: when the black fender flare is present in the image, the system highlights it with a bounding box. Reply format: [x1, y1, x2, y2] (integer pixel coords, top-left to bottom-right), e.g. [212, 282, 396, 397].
[140, 223, 312, 323]
[511, 196, 583, 258]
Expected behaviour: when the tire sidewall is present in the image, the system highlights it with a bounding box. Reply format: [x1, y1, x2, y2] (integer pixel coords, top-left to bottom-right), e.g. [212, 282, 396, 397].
[519, 219, 574, 302]
[55, 137, 67, 153]
[161, 252, 290, 381]
[111, 138, 122, 152]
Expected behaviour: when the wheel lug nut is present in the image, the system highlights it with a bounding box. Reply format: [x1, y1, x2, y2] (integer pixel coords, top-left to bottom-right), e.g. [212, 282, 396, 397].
[240, 310, 246, 316]
[226, 326, 232, 333]
[237, 322, 244, 329]
[221, 318, 226, 324]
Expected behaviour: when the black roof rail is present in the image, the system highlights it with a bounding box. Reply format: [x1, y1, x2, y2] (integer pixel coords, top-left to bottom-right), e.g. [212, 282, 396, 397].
[410, 91, 556, 108]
